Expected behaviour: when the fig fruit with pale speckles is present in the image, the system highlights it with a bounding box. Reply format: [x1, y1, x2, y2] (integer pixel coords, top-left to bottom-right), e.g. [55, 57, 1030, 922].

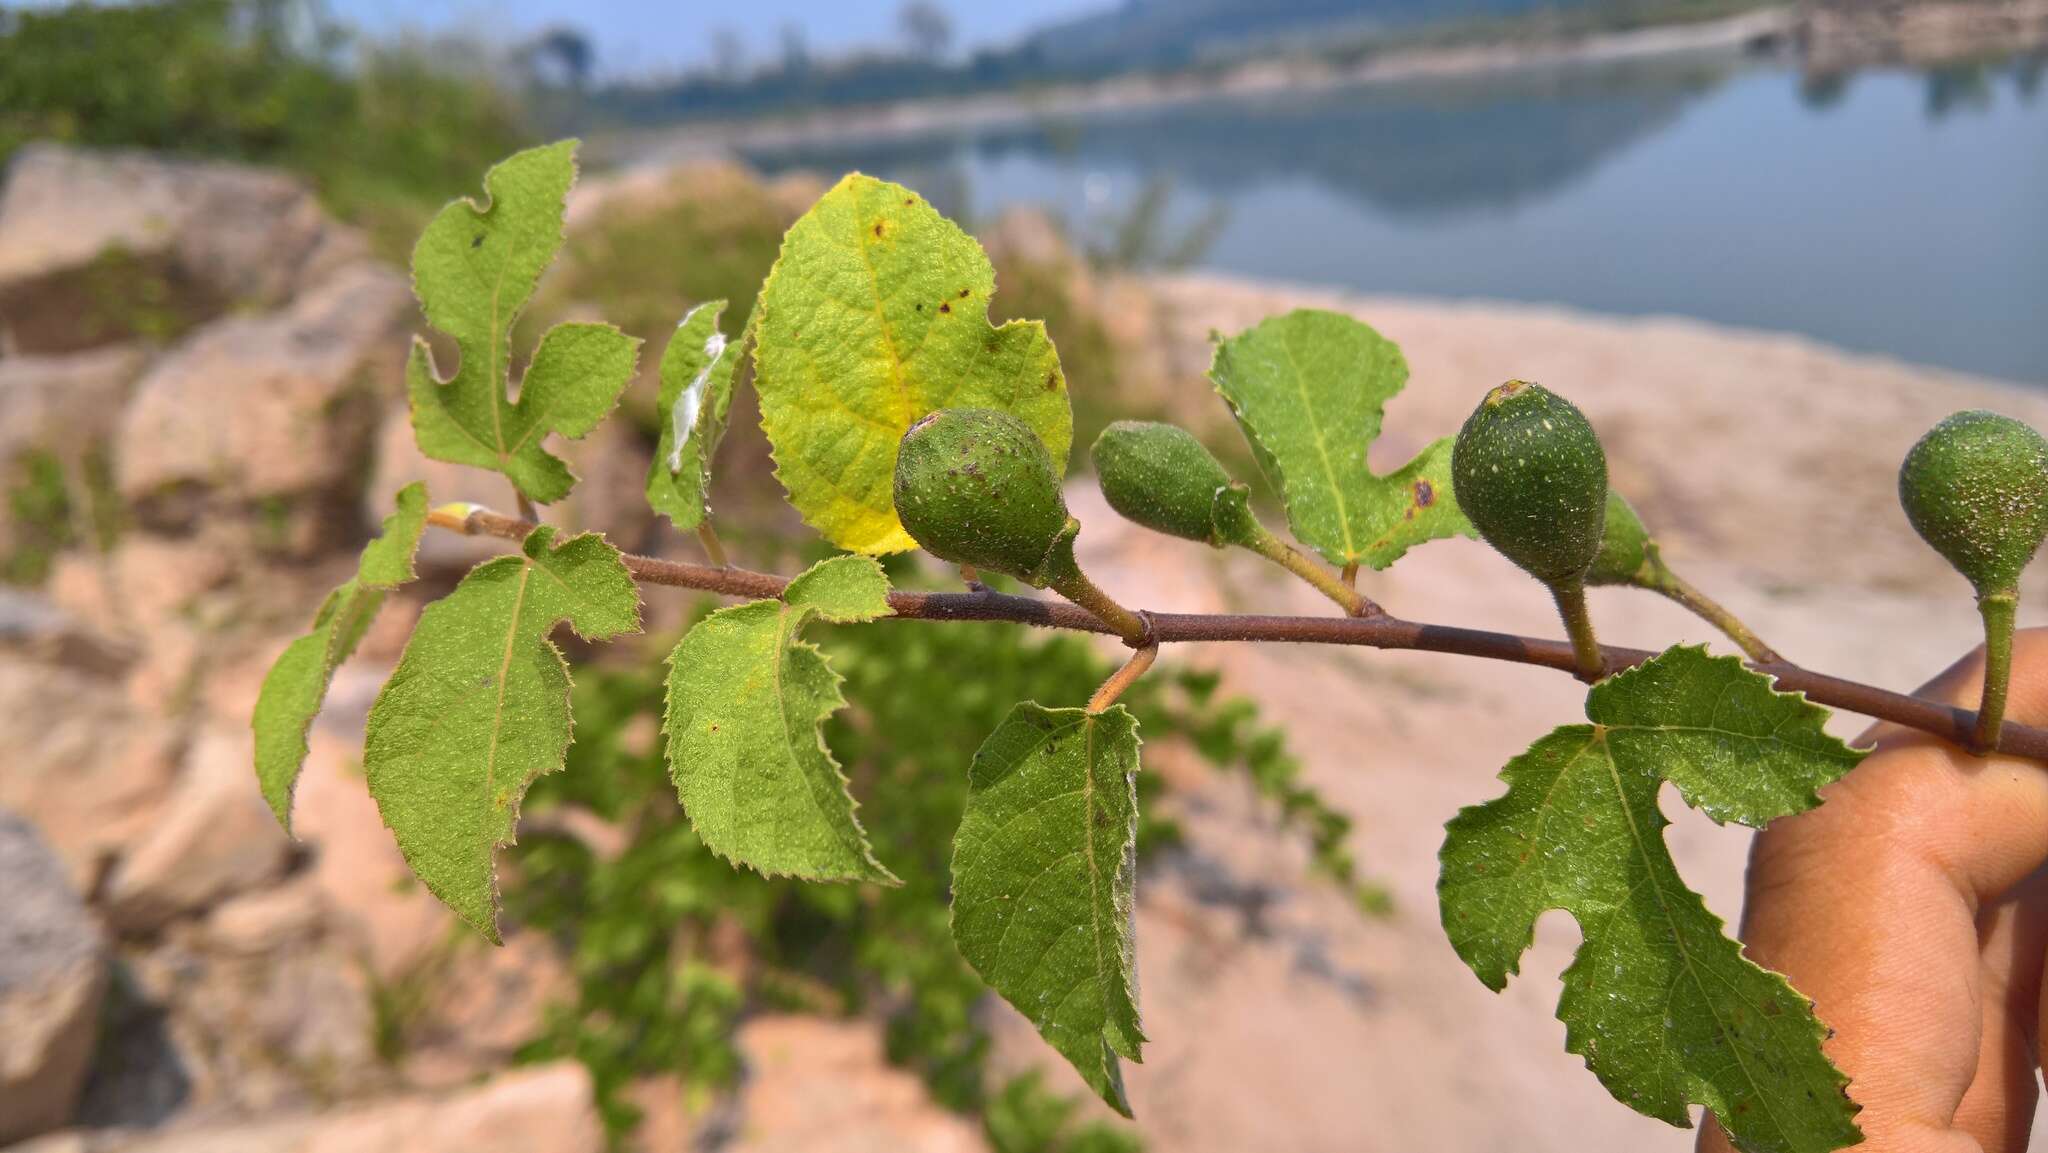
[1899, 409, 2048, 597]
[894, 407, 1080, 587]
[1451, 380, 1609, 586]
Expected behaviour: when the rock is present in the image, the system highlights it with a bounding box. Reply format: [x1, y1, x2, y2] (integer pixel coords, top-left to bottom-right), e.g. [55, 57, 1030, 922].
[86, 1061, 603, 1153]
[0, 812, 108, 1146]
[203, 882, 325, 956]
[0, 345, 149, 465]
[399, 931, 571, 1090]
[0, 657, 181, 891]
[7, 1132, 89, 1153]
[730, 1016, 986, 1153]
[0, 587, 132, 676]
[102, 726, 291, 933]
[114, 263, 411, 537]
[0, 145, 366, 310]
[1802, 0, 2048, 72]
[293, 730, 452, 981]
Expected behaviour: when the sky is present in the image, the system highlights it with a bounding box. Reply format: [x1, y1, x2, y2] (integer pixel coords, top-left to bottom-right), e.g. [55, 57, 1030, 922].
[328, 0, 1110, 80]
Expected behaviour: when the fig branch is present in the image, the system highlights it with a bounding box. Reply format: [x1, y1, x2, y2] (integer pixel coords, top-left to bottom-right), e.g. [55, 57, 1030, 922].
[426, 505, 2048, 762]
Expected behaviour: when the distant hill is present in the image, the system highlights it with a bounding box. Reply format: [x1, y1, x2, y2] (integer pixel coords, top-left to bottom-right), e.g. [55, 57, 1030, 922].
[1018, 0, 1576, 70]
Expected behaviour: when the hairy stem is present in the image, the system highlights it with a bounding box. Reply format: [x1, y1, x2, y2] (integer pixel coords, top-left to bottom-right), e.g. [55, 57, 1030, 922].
[1649, 567, 1781, 664]
[425, 506, 2048, 761]
[1975, 591, 2019, 753]
[514, 488, 539, 524]
[695, 521, 730, 568]
[1088, 644, 1159, 714]
[1248, 527, 1380, 617]
[1550, 578, 1606, 682]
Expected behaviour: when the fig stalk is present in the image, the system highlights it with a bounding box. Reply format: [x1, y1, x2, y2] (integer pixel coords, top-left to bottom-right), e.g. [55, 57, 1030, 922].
[1977, 592, 2018, 751]
[1551, 578, 1606, 682]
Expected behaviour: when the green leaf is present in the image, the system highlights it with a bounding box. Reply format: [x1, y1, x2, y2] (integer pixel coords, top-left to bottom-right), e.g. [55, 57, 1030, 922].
[752, 174, 1072, 554]
[1209, 309, 1471, 568]
[646, 300, 745, 533]
[1438, 646, 1864, 1153]
[252, 482, 428, 834]
[664, 554, 898, 882]
[364, 525, 641, 942]
[407, 139, 641, 504]
[952, 703, 1145, 1116]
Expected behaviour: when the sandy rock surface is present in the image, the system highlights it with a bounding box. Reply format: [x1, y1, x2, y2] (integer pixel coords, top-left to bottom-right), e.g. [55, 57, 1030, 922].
[0, 146, 365, 309]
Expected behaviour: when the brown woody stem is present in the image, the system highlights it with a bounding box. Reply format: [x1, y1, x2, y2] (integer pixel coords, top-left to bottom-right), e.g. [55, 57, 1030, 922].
[425, 506, 2048, 761]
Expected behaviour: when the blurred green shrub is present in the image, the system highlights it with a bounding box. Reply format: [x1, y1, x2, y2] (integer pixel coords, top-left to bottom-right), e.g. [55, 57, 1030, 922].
[0, 0, 531, 254]
[506, 568, 1379, 1147]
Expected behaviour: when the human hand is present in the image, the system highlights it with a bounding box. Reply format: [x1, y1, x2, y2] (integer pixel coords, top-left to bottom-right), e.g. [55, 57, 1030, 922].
[1699, 629, 2048, 1153]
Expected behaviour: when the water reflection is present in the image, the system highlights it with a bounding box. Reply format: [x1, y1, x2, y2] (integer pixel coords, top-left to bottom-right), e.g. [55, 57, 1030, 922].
[748, 54, 2048, 383]
[750, 57, 1737, 222]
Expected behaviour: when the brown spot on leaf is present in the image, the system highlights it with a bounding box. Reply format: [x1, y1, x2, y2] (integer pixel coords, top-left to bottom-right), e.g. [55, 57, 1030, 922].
[958, 288, 970, 298]
[471, 234, 485, 249]
[1044, 372, 1058, 391]
[1413, 479, 1435, 507]
[939, 302, 951, 314]
[873, 222, 885, 238]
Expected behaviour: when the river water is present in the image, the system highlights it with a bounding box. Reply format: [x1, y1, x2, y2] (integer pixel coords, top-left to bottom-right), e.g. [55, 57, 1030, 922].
[745, 54, 2048, 384]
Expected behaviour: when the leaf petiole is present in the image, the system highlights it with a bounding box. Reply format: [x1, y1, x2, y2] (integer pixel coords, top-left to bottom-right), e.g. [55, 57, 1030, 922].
[1087, 643, 1158, 714]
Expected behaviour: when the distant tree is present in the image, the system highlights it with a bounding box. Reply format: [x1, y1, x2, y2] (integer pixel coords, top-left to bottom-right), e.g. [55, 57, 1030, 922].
[526, 26, 595, 90]
[779, 23, 809, 77]
[898, 1, 953, 63]
[708, 25, 748, 81]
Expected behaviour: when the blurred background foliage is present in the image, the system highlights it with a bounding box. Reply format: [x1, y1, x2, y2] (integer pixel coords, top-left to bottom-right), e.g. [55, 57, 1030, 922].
[0, 0, 532, 254]
[495, 567, 1381, 1149]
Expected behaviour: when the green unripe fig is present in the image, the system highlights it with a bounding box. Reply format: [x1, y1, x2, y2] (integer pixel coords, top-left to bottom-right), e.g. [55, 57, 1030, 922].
[1585, 489, 1655, 587]
[1451, 380, 1609, 586]
[894, 407, 1080, 586]
[1899, 410, 2048, 597]
[1092, 420, 1259, 548]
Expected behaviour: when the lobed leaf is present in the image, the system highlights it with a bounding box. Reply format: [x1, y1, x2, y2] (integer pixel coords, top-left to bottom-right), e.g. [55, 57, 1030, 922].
[646, 300, 746, 533]
[752, 173, 1072, 554]
[364, 525, 641, 942]
[408, 139, 641, 505]
[1438, 646, 1865, 1153]
[1209, 309, 1471, 568]
[664, 554, 898, 882]
[952, 703, 1145, 1116]
[252, 482, 428, 833]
